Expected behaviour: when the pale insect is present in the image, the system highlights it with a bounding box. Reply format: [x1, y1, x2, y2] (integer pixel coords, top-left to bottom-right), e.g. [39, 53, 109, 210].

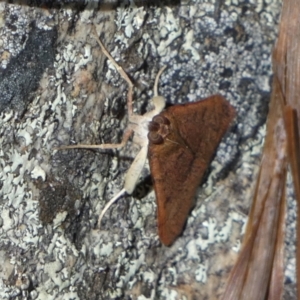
[58, 27, 166, 227]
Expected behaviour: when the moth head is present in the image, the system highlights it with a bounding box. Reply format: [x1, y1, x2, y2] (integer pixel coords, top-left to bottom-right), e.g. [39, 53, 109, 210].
[148, 115, 170, 144]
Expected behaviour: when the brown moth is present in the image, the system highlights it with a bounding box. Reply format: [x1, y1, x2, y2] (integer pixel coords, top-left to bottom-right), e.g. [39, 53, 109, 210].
[58, 26, 235, 246]
[148, 96, 235, 245]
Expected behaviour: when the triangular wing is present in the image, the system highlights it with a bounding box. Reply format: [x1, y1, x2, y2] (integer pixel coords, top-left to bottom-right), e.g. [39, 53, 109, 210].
[148, 95, 235, 246]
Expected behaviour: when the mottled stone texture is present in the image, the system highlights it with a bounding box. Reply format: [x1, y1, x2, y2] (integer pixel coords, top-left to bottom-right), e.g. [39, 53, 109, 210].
[0, 1, 290, 300]
[0, 24, 57, 115]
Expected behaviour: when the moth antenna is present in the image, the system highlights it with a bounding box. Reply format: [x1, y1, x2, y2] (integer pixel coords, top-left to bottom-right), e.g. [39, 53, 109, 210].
[165, 138, 180, 146]
[98, 188, 127, 228]
[154, 66, 167, 96]
[166, 138, 189, 149]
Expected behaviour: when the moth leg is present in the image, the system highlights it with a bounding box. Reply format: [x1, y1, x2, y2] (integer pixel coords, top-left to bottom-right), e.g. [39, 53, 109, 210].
[56, 128, 133, 150]
[154, 65, 167, 97]
[98, 145, 148, 227]
[97, 188, 127, 229]
[124, 144, 148, 194]
[92, 25, 134, 117]
[143, 66, 167, 119]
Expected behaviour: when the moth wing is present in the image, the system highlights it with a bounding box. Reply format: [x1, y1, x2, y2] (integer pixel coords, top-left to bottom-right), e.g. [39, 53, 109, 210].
[168, 94, 235, 162]
[148, 95, 235, 246]
[149, 145, 203, 246]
